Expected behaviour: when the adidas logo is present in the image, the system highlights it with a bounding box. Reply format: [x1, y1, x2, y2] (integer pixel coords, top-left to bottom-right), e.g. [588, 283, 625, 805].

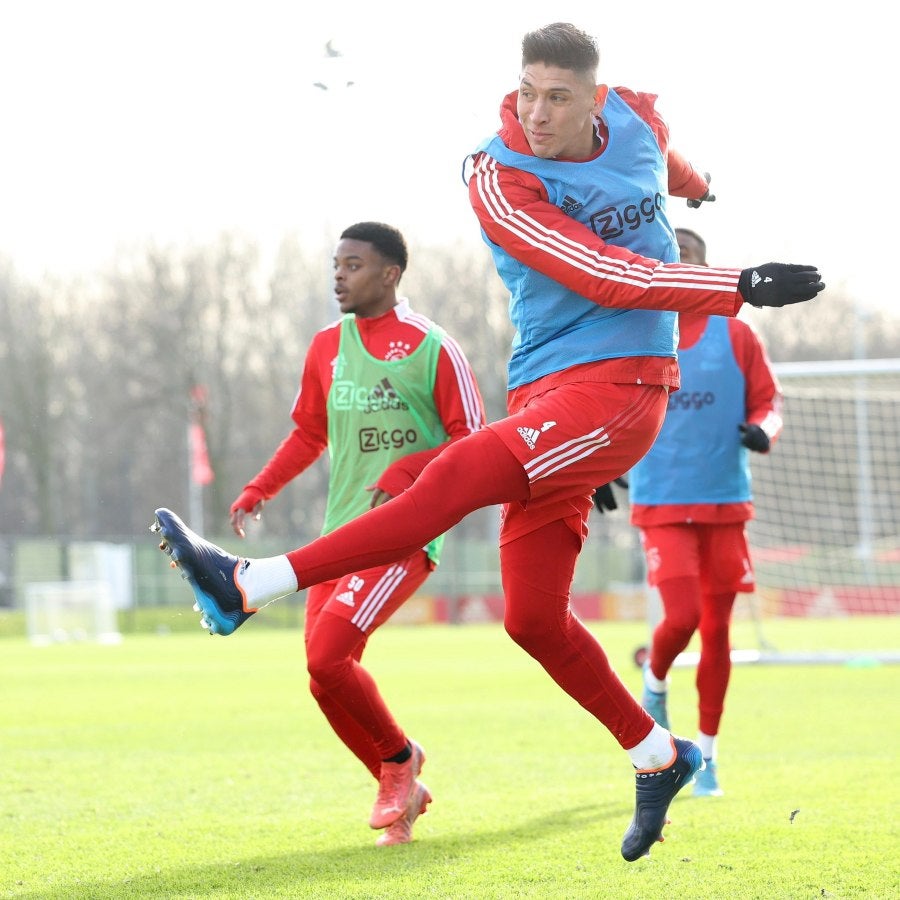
[750, 270, 773, 288]
[517, 426, 541, 450]
[239, 559, 251, 576]
[365, 377, 408, 412]
[335, 576, 363, 607]
[370, 377, 399, 401]
[518, 421, 557, 450]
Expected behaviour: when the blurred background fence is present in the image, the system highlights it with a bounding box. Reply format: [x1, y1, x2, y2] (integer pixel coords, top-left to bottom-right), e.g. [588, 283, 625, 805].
[1, 236, 898, 654]
[4, 356, 898, 655]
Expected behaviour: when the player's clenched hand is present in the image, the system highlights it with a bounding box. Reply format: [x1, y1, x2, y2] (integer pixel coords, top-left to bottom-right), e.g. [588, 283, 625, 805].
[687, 171, 715, 208]
[738, 423, 770, 453]
[739, 263, 825, 308]
[229, 491, 264, 538]
[366, 485, 394, 509]
[593, 484, 618, 513]
[593, 477, 629, 514]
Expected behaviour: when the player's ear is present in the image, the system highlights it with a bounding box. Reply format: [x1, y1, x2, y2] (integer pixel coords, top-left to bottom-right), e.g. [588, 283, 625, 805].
[593, 84, 609, 113]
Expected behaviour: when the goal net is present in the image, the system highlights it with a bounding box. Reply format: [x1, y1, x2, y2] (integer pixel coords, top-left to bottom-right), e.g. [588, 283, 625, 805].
[620, 358, 900, 668]
[738, 357, 900, 663]
[25, 581, 122, 646]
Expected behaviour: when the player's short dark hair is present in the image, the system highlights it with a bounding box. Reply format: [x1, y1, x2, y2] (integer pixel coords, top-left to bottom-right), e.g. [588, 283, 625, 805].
[340, 222, 408, 274]
[521, 23, 599, 77]
[674, 227, 708, 263]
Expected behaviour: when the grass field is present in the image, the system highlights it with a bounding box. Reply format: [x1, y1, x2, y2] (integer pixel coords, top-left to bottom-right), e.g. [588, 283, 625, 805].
[2, 617, 898, 899]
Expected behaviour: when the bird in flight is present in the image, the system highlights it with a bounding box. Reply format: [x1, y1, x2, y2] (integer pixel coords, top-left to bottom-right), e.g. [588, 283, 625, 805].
[313, 40, 354, 90]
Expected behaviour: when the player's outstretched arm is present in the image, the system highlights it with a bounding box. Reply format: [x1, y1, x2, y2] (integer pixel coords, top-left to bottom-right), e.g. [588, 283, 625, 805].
[470, 153, 824, 314]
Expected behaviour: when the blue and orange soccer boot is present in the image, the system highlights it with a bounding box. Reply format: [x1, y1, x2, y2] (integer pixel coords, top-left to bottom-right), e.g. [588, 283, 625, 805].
[151, 507, 256, 635]
[621, 736, 704, 861]
[693, 758, 723, 797]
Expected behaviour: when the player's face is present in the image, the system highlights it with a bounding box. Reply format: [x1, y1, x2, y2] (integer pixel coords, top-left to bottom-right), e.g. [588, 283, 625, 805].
[677, 233, 707, 265]
[517, 63, 605, 160]
[332, 239, 399, 317]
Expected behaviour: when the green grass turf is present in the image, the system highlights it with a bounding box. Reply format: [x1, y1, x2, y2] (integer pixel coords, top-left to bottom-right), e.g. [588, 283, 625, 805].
[2, 618, 898, 899]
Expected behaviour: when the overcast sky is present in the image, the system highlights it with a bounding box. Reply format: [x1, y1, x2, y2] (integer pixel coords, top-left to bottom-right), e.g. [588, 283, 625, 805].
[1, 1, 893, 316]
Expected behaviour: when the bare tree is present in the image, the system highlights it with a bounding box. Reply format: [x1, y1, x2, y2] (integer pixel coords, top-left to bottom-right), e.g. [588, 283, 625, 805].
[0, 262, 82, 533]
[1, 238, 896, 546]
[744, 282, 899, 363]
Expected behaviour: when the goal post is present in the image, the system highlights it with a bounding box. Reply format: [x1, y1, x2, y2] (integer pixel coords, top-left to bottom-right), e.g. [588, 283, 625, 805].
[729, 357, 898, 663]
[25, 581, 122, 646]
[751, 360, 899, 601]
[626, 357, 900, 667]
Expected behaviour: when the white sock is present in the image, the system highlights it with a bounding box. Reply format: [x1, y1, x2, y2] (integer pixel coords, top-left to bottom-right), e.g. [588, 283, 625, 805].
[643, 662, 669, 694]
[628, 723, 675, 770]
[234, 555, 298, 610]
[697, 731, 716, 761]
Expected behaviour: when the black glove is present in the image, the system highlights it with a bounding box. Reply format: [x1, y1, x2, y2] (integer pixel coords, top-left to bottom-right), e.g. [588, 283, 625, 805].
[593, 477, 629, 513]
[738, 263, 825, 308]
[687, 172, 715, 208]
[739, 423, 770, 453]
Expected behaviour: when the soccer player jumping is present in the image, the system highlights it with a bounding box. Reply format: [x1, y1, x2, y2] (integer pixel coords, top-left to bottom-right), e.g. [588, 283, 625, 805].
[152, 23, 823, 860]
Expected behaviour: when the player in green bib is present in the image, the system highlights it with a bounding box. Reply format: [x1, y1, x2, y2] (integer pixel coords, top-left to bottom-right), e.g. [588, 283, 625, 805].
[323, 314, 447, 566]
[226, 222, 486, 846]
